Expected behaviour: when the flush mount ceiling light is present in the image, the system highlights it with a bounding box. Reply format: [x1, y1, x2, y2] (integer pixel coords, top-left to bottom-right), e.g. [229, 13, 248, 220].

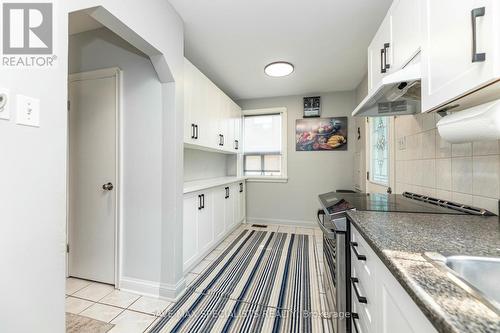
[264, 61, 294, 77]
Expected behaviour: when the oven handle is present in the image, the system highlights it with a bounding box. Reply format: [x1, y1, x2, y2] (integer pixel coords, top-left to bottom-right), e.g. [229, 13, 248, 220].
[350, 242, 367, 261]
[317, 210, 336, 239]
[351, 277, 368, 303]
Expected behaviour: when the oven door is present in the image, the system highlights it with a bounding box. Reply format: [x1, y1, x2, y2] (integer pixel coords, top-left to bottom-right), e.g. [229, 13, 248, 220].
[323, 224, 338, 331]
[318, 211, 348, 333]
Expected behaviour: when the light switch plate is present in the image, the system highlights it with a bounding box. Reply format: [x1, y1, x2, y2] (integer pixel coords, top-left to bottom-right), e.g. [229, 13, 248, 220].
[16, 94, 40, 127]
[0, 88, 10, 120]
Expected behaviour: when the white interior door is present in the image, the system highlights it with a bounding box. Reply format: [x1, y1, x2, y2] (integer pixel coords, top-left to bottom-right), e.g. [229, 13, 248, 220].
[68, 69, 118, 285]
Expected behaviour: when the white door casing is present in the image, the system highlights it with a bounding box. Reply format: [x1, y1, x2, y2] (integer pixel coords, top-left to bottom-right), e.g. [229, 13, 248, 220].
[68, 68, 121, 285]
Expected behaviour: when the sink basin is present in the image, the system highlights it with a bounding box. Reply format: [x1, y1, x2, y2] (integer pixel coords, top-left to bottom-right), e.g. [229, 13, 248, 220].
[444, 256, 500, 309]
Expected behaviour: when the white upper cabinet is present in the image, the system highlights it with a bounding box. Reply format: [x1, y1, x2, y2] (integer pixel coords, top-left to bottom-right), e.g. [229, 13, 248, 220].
[368, 12, 392, 92]
[184, 58, 242, 153]
[421, 0, 500, 112]
[391, 0, 422, 70]
[367, 0, 422, 93]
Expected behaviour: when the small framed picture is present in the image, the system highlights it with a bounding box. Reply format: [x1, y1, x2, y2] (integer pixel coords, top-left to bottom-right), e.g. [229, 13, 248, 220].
[303, 96, 321, 118]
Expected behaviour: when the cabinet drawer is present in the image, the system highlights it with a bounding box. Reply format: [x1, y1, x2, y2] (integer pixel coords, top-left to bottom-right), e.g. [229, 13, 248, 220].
[350, 227, 376, 300]
[351, 288, 371, 333]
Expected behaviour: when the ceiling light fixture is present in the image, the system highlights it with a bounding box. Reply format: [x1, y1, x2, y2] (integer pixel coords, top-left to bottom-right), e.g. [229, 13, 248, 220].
[264, 61, 294, 77]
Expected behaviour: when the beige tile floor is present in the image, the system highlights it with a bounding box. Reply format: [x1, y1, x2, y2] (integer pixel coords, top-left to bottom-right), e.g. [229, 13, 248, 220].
[66, 278, 173, 332]
[66, 223, 329, 333]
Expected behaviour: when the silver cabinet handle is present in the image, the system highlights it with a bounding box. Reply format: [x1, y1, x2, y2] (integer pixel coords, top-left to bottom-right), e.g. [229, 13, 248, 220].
[383, 42, 390, 69]
[102, 182, 114, 191]
[380, 48, 386, 73]
[471, 7, 486, 62]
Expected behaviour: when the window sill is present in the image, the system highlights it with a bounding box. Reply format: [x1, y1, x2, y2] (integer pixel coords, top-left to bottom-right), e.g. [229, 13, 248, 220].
[246, 177, 288, 183]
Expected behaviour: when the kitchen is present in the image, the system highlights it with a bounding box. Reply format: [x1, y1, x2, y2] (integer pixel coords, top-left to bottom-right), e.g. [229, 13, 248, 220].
[1, 0, 499, 333]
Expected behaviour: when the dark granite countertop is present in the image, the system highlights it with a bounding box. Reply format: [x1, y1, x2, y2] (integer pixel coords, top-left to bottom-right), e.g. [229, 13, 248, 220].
[347, 211, 500, 333]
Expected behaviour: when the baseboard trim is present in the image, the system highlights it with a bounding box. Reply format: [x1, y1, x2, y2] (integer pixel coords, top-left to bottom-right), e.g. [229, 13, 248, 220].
[246, 217, 315, 228]
[119, 276, 185, 301]
[159, 279, 186, 301]
[120, 276, 161, 299]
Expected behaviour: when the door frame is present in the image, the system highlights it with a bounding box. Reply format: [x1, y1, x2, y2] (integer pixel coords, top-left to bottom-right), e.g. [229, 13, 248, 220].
[66, 67, 123, 287]
[365, 116, 396, 193]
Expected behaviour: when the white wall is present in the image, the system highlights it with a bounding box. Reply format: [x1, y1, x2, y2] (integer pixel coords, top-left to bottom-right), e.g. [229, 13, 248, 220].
[238, 91, 357, 225]
[69, 28, 164, 284]
[184, 148, 230, 182]
[353, 75, 368, 192]
[0, 1, 184, 332]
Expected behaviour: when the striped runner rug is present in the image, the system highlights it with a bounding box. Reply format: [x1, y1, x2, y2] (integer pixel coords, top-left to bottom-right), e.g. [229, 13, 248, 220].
[148, 229, 323, 333]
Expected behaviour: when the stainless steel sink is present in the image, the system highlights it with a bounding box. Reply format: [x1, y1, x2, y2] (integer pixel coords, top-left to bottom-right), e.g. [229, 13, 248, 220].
[426, 253, 500, 311]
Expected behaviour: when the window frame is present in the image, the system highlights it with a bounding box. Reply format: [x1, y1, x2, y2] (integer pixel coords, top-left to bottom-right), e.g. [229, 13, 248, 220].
[242, 107, 288, 183]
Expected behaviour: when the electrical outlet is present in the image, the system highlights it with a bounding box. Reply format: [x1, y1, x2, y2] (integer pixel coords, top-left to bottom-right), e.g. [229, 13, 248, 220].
[398, 136, 407, 150]
[0, 88, 10, 120]
[16, 94, 40, 127]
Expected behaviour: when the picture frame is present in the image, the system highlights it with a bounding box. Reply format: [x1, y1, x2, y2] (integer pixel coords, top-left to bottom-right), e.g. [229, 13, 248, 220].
[303, 96, 321, 118]
[296, 117, 348, 151]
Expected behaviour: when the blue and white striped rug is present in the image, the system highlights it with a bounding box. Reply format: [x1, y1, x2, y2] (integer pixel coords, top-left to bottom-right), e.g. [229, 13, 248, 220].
[148, 229, 323, 333]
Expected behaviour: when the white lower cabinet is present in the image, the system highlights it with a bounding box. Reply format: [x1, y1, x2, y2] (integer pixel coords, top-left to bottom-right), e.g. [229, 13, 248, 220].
[224, 185, 235, 230]
[350, 225, 437, 333]
[236, 182, 246, 224]
[213, 187, 226, 240]
[197, 191, 213, 255]
[182, 193, 201, 268]
[183, 181, 246, 273]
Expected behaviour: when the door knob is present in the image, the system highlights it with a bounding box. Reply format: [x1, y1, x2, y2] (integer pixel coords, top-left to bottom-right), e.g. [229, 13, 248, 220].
[102, 182, 114, 191]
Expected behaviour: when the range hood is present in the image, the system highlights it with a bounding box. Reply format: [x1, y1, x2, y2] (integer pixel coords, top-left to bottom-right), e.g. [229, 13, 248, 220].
[352, 63, 421, 117]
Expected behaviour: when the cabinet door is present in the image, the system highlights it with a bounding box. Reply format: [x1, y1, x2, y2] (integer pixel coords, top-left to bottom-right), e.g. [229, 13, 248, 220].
[219, 91, 232, 152]
[378, 270, 437, 333]
[213, 187, 226, 239]
[224, 186, 235, 230]
[231, 101, 242, 153]
[230, 184, 240, 226]
[197, 192, 214, 254]
[183, 60, 195, 144]
[422, 0, 499, 112]
[368, 13, 392, 92]
[183, 194, 199, 268]
[391, 0, 422, 70]
[238, 182, 246, 223]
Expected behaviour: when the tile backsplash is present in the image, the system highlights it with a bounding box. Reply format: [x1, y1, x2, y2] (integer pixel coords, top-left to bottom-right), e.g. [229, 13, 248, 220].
[394, 113, 500, 215]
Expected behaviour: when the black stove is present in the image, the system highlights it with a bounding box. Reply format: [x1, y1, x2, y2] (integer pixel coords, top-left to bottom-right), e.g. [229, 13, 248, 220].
[317, 190, 494, 333]
[319, 191, 494, 217]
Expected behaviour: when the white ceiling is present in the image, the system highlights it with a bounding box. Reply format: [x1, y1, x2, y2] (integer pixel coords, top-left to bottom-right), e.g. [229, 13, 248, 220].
[169, 0, 392, 100]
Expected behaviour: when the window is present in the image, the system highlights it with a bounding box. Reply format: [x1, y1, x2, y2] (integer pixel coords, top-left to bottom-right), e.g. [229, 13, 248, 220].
[370, 117, 389, 185]
[243, 108, 287, 181]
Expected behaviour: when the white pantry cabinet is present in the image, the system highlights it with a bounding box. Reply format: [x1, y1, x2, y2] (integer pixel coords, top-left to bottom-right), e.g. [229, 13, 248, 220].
[350, 225, 437, 333]
[421, 0, 500, 112]
[183, 181, 246, 272]
[184, 58, 243, 153]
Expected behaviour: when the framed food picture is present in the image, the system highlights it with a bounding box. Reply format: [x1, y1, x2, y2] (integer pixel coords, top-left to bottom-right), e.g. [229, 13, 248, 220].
[296, 117, 348, 151]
